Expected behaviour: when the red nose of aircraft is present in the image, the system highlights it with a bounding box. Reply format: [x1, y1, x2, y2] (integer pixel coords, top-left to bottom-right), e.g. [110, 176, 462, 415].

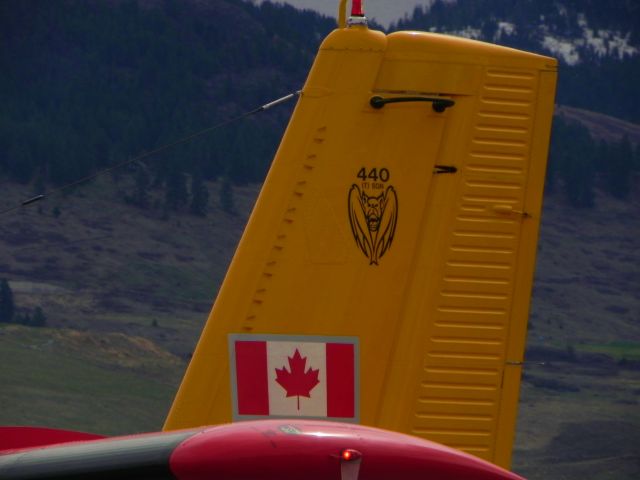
[169, 420, 524, 480]
[0, 420, 525, 479]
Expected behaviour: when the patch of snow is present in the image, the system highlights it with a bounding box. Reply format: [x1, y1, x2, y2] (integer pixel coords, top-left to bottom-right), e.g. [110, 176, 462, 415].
[606, 32, 638, 60]
[577, 13, 588, 28]
[495, 21, 516, 41]
[539, 14, 638, 64]
[450, 26, 482, 40]
[583, 27, 608, 56]
[556, 4, 568, 17]
[577, 15, 638, 60]
[542, 35, 581, 65]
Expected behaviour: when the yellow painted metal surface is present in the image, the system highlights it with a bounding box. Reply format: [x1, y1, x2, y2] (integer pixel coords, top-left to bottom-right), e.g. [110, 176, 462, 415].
[164, 23, 557, 469]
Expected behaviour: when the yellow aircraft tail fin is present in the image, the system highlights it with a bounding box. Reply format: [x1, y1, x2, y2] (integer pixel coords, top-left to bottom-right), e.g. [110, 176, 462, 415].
[164, 9, 557, 469]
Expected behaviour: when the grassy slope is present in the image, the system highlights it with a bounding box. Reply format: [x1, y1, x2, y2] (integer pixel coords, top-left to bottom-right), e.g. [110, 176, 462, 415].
[0, 177, 259, 431]
[515, 364, 640, 479]
[528, 189, 640, 349]
[0, 325, 182, 435]
[512, 189, 640, 478]
[0, 173, 638, 478]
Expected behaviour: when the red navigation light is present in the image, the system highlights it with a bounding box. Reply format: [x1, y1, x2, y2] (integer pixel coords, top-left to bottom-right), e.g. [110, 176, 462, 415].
[341, 449, 362, 462]
[351, 0, 364, 17]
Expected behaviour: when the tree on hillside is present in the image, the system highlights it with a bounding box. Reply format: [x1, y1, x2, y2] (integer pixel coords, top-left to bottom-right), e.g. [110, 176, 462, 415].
[131, 164, 152, 208]
[189, 170, 209, 216]
[227, 124, 255, 185]
[545, 117, 563, 193]
[32, 173, 46, 196]
[6, 142, 35, 184]
[164, 169, 189, 211]
[219, 175, 235, 215]
[561, 151, 595, 207]
[12, 307, 47, 327]
[548, 118, 597, 207]
[0, 279, 15, 323]
[31, 307, 47, 327]
[604, 136, 634, 200]
[15, 312, 31, 326]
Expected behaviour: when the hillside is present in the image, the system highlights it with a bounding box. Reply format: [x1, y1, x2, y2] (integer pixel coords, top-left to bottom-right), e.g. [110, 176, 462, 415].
[0, 0, 333, 186]
[0, 1, 639, 479]
[6, 161, 637, 366]
[1, 169, 639, 478]
[0, 177, 263, 356]
[1, 0, 639, 191]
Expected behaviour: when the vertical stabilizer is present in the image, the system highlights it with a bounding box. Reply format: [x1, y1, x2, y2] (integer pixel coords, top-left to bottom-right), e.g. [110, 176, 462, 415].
[164, 18, 557, 469]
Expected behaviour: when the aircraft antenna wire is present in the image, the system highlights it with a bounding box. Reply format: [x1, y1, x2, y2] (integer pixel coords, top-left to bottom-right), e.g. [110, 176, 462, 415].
[0, 90, 301, 217]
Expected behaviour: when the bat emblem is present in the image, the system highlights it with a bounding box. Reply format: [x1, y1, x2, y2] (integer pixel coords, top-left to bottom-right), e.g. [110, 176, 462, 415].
[348, 184, 398, 265]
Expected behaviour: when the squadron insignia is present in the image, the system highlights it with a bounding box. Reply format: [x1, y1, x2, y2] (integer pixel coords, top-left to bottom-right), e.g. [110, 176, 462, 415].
[348, 168, 398, 265]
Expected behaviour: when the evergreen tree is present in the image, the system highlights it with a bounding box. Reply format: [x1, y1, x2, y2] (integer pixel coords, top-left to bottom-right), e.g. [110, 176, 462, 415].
[219, 175, 235, 215]
[131, 164, 151, 208]
[604, 136, 634, 200]
[545, 116, 564, 193]
[561, 148, 596, 208]
[16, 313, 31, 326]
[31, 307, 47, 327]
[33, 174, 46, 195]
[0, 279, 15, 323]
[164, 169, 189, 211]
[594, 140, 610, 175]
[228, 126, 252, 185]
[550, 119, 596, 207]
[6, 142, 35, 184]
[189, 170, 209, 216]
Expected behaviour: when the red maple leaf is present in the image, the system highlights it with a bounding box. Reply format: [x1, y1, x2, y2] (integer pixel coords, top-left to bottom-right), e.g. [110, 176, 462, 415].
[275, 349, 320, 410]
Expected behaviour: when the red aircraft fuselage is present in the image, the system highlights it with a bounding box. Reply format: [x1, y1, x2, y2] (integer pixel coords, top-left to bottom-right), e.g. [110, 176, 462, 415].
[0, 420, 523, 479]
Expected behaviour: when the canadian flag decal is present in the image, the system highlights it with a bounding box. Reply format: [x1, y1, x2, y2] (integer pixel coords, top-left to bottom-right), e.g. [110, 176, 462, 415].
[229, 335, 359, 421]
